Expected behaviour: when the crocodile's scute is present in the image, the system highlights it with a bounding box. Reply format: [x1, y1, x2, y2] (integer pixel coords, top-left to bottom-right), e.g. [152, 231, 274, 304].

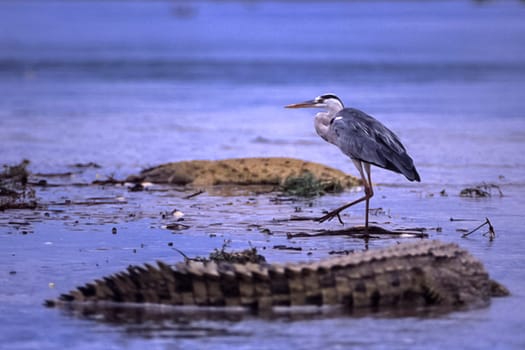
[46, 240, 508, 312]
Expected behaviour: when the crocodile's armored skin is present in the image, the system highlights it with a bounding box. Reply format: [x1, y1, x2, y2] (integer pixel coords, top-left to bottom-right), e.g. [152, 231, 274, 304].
[46, 240, 508, 312]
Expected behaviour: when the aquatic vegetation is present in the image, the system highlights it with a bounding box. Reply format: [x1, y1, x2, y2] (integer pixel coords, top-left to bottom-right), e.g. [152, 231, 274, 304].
[281, 171, 344, 197]
[176, 241, 266, 264]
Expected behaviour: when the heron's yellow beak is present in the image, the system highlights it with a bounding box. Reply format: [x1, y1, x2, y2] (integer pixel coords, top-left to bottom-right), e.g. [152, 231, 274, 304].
[284, 99, 317, 108]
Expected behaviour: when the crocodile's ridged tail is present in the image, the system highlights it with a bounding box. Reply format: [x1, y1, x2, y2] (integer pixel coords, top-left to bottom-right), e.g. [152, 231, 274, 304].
[45, 240, 508, 311]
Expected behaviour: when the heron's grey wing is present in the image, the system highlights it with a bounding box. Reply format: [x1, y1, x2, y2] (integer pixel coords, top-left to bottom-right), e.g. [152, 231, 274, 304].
[330, 108, 420, 181]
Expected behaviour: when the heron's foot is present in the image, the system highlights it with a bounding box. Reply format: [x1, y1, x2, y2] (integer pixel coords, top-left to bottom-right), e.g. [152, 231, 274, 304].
[315, 209, 345, 225]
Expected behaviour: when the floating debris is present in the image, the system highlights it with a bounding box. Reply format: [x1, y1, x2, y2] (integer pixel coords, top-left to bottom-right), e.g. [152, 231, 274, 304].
[92, 176, 124, 186]
[258, 227, 272, 235]
[170, 209, 184, 219]
[462, 217, 496, 241]
[127, 183, 144, 192]
[287, 226, 428, 239]
[0, 160, 37, 210]
[273, 245, 302, 251]
[51, 197, 127, 206]
[207, 247, 266, 264]
[460, 183, 503, 198]
[161, 209, 185, 220]
[183, 190, 204, 199]
[163, 223, 190, 231]
[328, 249, 354, 255]
[33, 171, 75, 178]
[71, 162, 101, 169]
[450, 217, 478, 222]
[177, 243, 266, 264]
[369, 207, 387, 216]
[460, 187, 490, 198]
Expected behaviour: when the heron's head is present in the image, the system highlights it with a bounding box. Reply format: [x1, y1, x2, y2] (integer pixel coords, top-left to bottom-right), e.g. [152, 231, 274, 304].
[285, 94, 344, 112]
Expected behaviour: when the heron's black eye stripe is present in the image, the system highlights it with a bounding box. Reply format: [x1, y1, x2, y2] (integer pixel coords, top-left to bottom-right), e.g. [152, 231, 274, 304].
[318, 94, 344, 107]
[320, 94, 339, 100]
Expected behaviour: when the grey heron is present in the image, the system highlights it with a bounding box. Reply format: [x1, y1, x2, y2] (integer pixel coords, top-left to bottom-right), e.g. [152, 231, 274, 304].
[285, 94, 420, 227]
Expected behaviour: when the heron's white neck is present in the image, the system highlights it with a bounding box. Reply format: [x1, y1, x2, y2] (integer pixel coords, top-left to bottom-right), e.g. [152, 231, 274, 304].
[313, 99, 344, 144]
[314, 108, 339, 144]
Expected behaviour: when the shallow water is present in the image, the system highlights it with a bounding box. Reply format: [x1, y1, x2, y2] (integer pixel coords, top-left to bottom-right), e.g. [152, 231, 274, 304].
[1, 1, 525, 349]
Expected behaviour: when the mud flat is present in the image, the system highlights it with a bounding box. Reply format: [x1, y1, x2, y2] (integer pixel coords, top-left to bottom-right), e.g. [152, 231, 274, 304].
[126, 157, 359, 190]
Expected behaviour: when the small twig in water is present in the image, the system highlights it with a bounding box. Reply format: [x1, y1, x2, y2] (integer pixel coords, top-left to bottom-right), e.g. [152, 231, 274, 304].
[484, 218, 496, 241]
[183, 189, 204, 199]
[450, 217, 478, 222]
[462, 217, 496, 241]
[171, 247, 191, 261]
[273, 245, 302, 251]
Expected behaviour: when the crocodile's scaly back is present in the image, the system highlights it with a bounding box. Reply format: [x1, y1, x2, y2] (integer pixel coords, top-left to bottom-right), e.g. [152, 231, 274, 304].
[46, 240, 508, 312]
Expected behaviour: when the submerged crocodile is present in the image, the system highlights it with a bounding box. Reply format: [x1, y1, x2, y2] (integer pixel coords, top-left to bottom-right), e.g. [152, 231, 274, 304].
[46, 240, 508, 314]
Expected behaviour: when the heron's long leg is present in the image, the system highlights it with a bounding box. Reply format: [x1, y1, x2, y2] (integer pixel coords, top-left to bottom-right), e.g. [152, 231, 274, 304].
[316, 160, 373, 226]
[316, 194, 369, 224]
[363, 162, 373, 227]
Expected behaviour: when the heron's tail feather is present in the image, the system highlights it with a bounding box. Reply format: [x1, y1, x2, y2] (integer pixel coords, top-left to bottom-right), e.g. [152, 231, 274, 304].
[379, 149, 420, 182]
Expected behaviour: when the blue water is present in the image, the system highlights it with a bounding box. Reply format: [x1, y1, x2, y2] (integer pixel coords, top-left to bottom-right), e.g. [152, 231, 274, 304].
[2, 0, 525, 185]
[1, 1, 525, 349]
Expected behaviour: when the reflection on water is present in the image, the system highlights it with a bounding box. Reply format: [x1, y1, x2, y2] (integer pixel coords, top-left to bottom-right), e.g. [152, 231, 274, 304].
[55, 301, 471, 340]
